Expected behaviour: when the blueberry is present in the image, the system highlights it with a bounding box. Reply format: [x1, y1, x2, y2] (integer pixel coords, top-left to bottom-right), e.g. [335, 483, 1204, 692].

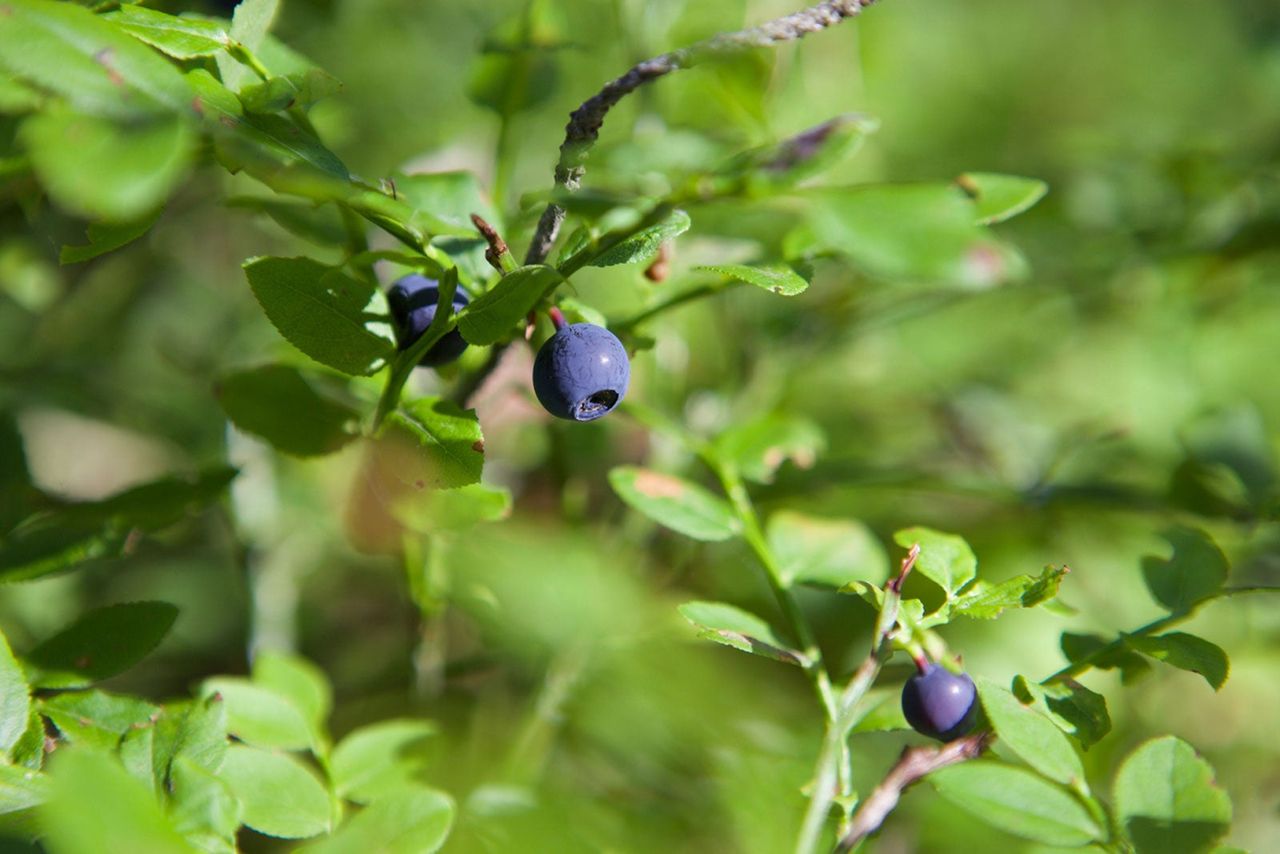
[532, 321, 630, 422]
[386, 274, 470, 367]
[901, 663, 978, 741]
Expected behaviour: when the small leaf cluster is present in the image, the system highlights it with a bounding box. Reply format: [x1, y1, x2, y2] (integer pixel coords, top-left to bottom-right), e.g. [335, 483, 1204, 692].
[0, 612, 452, 853]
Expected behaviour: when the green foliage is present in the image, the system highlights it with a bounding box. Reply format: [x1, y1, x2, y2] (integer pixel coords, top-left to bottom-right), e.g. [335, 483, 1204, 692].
[217, 364, 360, 457]
[456, 265, 562, 346]
[1113, 736, 1232, 854]
[977, 679, 1087, 792]
[678, 601, 803, 665]
[330, 720, 437, 804]
[0, 0, 1274, 850]
[24, 602, 177, 689]
[930, 762, 1102, 847]
[244, 257, 394, 376]
[893, 526, 977, 596]
[0, 630, 30, 755]
[766, 511, 887, 589]
[609, 466, 740, 541]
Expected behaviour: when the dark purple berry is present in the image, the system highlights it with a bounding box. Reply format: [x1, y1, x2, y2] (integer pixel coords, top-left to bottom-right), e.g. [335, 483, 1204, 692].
[387, 274, 470, 367]
[532, 322, 630, 422]
[901, 663, 978, 741]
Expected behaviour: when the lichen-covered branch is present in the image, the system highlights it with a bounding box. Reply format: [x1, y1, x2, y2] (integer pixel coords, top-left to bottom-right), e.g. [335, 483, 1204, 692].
[524, 0, 880, 264]
[834, 733, 992, 852]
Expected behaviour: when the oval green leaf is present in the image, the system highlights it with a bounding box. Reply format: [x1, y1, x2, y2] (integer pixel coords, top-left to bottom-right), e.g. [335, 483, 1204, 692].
[244, 256, 394, 376]
[456, 265, 563, 346]
[608, 466, 740, 542]
[24, 602, 178, 689]
[1114, 736, 1231, 854]
[219, 745, 330, 839]
[217, 364, 360, 457]
[977, 679, 1087, 792]
[931, 761, 1102, 847]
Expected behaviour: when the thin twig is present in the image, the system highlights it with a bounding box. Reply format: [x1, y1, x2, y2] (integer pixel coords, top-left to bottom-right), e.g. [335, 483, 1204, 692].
[524, 0, 880, 264]
[834, 733, 992, 853]
[795, 545, 918, 854]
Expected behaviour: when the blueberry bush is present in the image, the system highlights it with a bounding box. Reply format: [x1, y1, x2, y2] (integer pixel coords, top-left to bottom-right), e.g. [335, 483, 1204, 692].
[1, 0, 1278, 851]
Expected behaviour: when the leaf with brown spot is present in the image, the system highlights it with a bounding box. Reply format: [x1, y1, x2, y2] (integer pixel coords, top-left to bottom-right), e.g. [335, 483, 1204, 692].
[609, 466, 739, 542]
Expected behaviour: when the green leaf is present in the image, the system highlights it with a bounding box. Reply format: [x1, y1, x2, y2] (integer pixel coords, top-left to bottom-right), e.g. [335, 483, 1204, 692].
[893, 527, 977, 596]
[60, 210, 162, 264]
[694, 263, 810, 296]
[0, 413, 32, 533]
[227, 196, 347, 247]
[677, 601, 803, 666]
[1114, 736, 1232, 854]
[588, 210, 690, 268]
[1060, 632, 1151, 684]
[766, 511, 887, 589]
[956, 173, 1049, 225]
[24, 602, 178, 689]
[330, 720, 438, 804]
[394, 171, 501, 236]
[151, 696, 229, 800]
[950, 566, 1069, 619]
[0, 512, 128, 583]
[0, 69, 42, 114]
[41, 747, 190, 854]
[381, 398, 485, 491]
[0, 763, 47, 816]
[849, 688, 910, 734]
[0, 629, 30, 756]
[731, 114, 878, 189]
[302, 785, 454, 854]
[794, 184, 1024, 288]
[240, 70, 342, 114]
[105, 6, 231, 60]
[216, 364, 360, 457]
[251, 651, 332, 734]
[40, 691, 159, 750]
[10, 707, 46, 769]
[713, 413, 825, 484]
[168, 757, 241, 853]
[391, 483, 512, 533]
[977, 679, 1087, 792]
[21, 108, 193, 222]
[1127, 633, 1229, 691]
[931, 761, 1103, 847]
[1011, 676, 1112, 751]
[0, 0, 194, 119]
[218, 745, 330, 839]
[119, 721, 156, 790]
[217, 0, 278, 90]
[199, 677, 312, 752]
[456, 265, 563, 346]
[164, 693, 229, 777]
[244, 256, 394, 376]
[1141, 528, 1228, 614]
[608, 466, 740, 542]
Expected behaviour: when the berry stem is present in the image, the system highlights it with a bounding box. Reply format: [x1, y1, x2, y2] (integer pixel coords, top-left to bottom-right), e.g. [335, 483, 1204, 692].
[548, 306, 567, 331]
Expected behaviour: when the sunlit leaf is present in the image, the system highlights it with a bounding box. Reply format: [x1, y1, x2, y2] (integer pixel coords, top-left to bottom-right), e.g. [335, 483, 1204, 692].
[1114, 736, 1231, 854]
[609, 467, 740, 542]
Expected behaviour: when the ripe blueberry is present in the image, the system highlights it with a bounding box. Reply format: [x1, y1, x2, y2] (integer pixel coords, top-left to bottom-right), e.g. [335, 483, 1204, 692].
[532, 318, 630, 422]
[901, 662, 978, 741]
[386, 274, 470, 367]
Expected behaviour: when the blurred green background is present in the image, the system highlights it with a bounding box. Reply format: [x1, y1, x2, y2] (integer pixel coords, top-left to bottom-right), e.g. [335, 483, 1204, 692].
[3, 0, 1279, 850]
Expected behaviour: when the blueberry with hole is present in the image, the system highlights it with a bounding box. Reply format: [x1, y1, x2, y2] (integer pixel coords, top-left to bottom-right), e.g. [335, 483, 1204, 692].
[386, 274, 469, 367]
[533, 314, 630, 422]
[901, 662, 978, 741]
